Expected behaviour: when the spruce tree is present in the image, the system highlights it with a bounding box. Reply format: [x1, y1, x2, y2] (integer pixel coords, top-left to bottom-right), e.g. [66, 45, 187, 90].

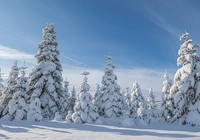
[0, 68, 4, 97]
[147, 88, 157, 109]
[0, 61, 19, 118]
[92, 83, 102, 110]
[161, 72, 173, 121]
[170, 31, 199, 124]
[60, 78, 70, 119]
[72, 71, 99, 123]
[99, 55, 122, 118]
[130, 81, 145, 117]
[28, 23, 63, 119]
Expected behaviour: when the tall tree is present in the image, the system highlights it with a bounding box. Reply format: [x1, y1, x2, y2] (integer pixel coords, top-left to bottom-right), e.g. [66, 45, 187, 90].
[99, 55, 122, 118]
[170, 31, 199, 124]
[28, 23, 63, 119]
[0, 61, 19, 118]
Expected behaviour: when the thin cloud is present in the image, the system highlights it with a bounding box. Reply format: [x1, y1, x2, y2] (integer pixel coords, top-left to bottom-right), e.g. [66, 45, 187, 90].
[0, 28, 37, 46]
[0, 44, 35, 64]
[61, 55, 85, 66]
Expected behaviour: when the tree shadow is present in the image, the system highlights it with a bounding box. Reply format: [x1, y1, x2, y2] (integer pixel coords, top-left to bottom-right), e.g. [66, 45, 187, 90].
[37, 121, 200, 139]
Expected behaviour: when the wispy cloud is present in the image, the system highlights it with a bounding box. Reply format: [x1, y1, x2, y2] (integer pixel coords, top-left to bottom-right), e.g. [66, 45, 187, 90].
[61, 55, 85, 66]
[0, 44, 35, 64]
[0, 28, 37, 46]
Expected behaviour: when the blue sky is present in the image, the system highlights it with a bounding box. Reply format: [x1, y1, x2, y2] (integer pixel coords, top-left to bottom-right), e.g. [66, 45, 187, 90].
[0, 0, 200, 98]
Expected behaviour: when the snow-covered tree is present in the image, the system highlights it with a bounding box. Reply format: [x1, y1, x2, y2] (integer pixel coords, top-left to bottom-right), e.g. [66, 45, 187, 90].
[54, 112, 62, 121]
[92, 83, 102, 110]
[147, 88, 157, 109]
[27, 96, 43, 121]
[99, 55, 122, 118]
[68, 86, 76, 112]
[161, 72, 173, 121]
[60, 78, 70, 119]
[0, 68, 4, 96]
[170, 31, 200, 125]
[3, 63, 29, 121]
[28, 23, 64, 119]
[130, 81, 145, 117]
[124, 87, 131, 109]
[72, 71, 99, 123]
[0, 61, 19, 118]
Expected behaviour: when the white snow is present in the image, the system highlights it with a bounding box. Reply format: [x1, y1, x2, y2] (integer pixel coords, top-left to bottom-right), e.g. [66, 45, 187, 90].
[0, 120, 200, 140]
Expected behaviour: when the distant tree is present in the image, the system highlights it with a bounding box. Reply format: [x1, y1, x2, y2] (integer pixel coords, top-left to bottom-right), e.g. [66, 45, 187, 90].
[0, 61, 19, 118]
[130, 81, 145, 117]
[92, 83, 102, 111]
[0, 68, 4, 97]
[28, 23, 64, 119]
[161, 72, 173, 121]
[147, 88, 157, 109]
[99, 55, 122, 118]
[60, 78, 70, 119]
[72, 71, 99, 123]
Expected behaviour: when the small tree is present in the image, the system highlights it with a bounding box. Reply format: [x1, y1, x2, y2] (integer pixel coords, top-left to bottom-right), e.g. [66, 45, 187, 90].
[0, 68, 4, 96]
[161, 72, 173, 121]
[72, 71, 99, 123]
[130, 81, 145, 117]
[92, 83, 102, 110]
[0, 61, 19, 118]
[147, 88, 157, 109]
[60, 78, 70, 119]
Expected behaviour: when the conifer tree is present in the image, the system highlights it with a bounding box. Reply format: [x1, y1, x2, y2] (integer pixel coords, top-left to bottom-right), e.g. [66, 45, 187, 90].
[0, 68, 4, 96]
[3, 63, 29, 121]
[28, 23, 64, 119]
[60, 78, 70, 119]
[124, 87, 131, 109]
[170, 31, 200, 124]
[68, 86, 76, 112]
[92, 83, 102, 110]
[130, 81, 145, 117]
[72, 71, 99, 123]
[0, 61, 19, 118]
[161, 72, 173, 121]
[99, 55, 122, 118]
[147, 88, 157, 109]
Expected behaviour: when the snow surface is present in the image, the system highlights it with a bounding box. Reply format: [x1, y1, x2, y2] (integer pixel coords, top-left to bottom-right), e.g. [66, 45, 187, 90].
[0, 120, 200, 140]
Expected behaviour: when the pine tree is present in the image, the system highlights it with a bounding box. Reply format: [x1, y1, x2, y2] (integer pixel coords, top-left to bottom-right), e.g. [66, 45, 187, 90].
[130, 81, 145, 117]
[28, 23, 64, 119]
[27, 95, 43, 121]
[68, 86, 76, 112]
[99, 55, 122, 118]
[92, 83, 102, 110]
[0, 61, 19, 118]
[0, 68, 4, 96]
[161, 72, 173, 121]
[72, 71, 99, 123]
[147, 88, 157, 109]
[3, 62, 29, 121]
[60, 78, 70, 119]
[170, 31, 199, 124]
[124, 87, 131, 109]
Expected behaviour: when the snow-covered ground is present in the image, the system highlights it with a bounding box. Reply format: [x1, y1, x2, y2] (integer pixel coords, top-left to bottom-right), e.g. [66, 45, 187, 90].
[0, 120, 200, 140]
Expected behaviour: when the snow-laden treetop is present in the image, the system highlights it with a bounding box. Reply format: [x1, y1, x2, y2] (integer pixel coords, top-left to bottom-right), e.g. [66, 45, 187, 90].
[178, 31, 199, 66]
[80, 70, 90, 92]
